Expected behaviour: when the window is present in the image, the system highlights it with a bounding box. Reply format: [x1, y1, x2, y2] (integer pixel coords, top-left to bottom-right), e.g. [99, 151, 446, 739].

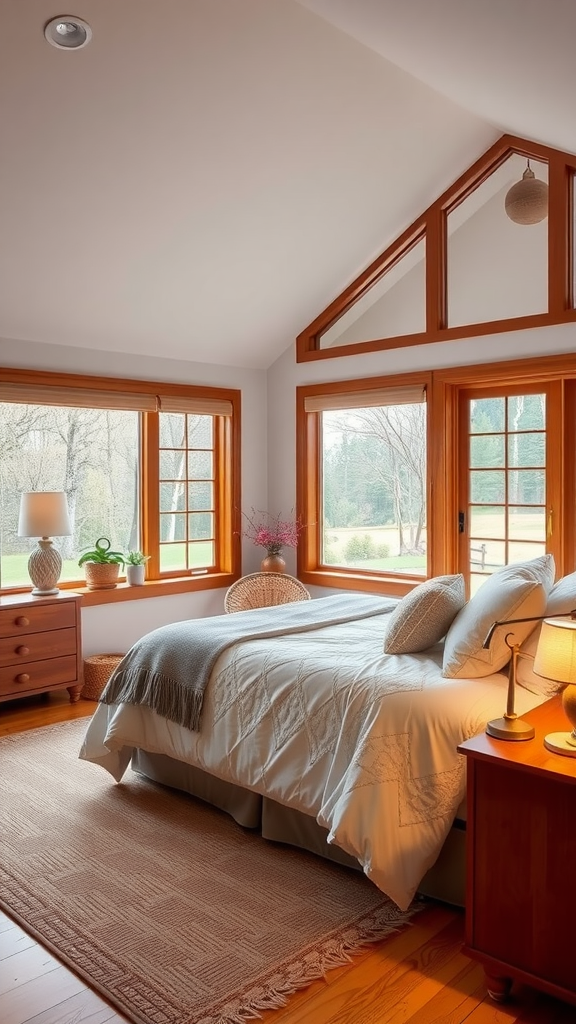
[0, 370, 241, 599]
[460, 386, 555, 595]
[297, 135, 576, 363]
[298, 356, 575, 594]
[297, 374, 430, 596]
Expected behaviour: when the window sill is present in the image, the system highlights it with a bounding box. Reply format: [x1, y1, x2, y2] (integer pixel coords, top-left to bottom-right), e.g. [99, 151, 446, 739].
[2, 573, 237, 607]
[79, 574, 236, 606]
[298, 569, 424, 598]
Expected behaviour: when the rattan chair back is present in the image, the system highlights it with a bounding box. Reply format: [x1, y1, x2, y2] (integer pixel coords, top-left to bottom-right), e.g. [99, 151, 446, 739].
[224, 572, 311, 613]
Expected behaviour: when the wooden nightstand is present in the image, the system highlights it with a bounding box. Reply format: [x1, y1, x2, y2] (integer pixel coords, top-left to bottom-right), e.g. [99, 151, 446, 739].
[458, 696, 576, 1006]
[0, 592, 83, 704]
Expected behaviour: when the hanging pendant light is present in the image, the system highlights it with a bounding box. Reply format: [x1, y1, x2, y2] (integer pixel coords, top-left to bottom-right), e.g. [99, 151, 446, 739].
[504, 159, 548, 225]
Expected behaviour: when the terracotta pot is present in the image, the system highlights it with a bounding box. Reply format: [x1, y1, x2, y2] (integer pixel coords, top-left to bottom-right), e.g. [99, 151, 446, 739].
[260, 553, 286, 573]
[84, 562, 121, 590]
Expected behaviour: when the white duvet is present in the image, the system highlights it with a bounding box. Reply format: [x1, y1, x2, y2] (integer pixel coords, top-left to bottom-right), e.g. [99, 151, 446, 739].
[79, 611, 542, 910]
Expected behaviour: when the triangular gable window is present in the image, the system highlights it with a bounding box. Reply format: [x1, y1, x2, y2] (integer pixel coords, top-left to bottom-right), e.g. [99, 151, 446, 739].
[297, 135, 576, 362]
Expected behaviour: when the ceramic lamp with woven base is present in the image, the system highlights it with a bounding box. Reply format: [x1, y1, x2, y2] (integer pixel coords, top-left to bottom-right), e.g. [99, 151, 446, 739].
[27, 538, 63, 595]
[18, 491, 72, 595]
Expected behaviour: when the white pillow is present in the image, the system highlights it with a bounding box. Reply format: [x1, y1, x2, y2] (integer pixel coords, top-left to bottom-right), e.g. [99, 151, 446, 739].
[442, 555, 555, 679]
[383, 574, 465, 654]
[516, 570, 576, 696]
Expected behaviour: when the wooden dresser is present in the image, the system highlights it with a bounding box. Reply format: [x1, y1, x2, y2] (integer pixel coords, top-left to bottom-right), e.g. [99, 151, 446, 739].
[0, 592, 83, 704]
[458, 696, 576, 1006]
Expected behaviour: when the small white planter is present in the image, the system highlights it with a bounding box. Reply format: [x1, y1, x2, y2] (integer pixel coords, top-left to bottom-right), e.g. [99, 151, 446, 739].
[126, 564, 146, 586]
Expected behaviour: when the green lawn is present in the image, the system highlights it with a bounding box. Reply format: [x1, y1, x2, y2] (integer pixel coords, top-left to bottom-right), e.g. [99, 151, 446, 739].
[1, 545, 213, 588]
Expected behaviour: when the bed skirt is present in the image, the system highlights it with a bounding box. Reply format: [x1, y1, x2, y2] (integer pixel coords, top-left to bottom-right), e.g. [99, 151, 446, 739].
[130, 749, 466, 907]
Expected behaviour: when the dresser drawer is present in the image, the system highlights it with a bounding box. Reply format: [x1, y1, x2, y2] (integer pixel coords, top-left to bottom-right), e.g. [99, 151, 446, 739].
[0, 627, 77, 668]
[0, 656, 79, 697]
[0, 601, 76, 638]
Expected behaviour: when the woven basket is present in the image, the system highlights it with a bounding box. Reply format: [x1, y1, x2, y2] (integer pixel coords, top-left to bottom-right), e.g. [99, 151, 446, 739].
[82, 653, 124, 700]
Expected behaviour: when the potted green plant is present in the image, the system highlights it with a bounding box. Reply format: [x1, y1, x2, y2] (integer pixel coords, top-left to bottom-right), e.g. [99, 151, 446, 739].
[125, 550, 150, 586]
[78, 537, 125, 590]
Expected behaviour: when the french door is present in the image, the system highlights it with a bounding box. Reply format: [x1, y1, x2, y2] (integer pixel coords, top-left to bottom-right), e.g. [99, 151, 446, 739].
[457, 382, 563, 594]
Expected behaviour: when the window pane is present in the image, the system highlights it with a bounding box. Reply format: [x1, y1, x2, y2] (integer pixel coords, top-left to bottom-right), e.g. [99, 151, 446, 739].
[188, 512, 213, 540]
[447, 153, 548, 328]
[160, 413, 186, 448]
[188, 451, 213, 478]
[470, 397, 505, 433]
[160, 542, 186, 573]
[470, 539, 506, 576]
[188, 541, 214, 567]
[507, 432, 545, 467]
[508, 469, 545, 505]
[470, 470, 505, 503]
[188, 416, 212, 448]
[470, 506, 506, 539]
[160, 449, 186, 480]
[188, 481, 213, 511]
[320, 402, 426, 575]
[508, 540, 546, 563]
[507, 394, 545, 431]
[160, 481, 185, 513]
[161, 512, 186, 542]
[0, 403, 139, 588]
[470, 435, 505, 468]
[509, 507, 546, 542]
[319, 237, 426, 348]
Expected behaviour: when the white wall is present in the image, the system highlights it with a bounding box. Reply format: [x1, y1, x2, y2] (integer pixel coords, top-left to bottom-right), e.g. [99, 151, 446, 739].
[267, 321, 576, 594]
[1, 336, 268, 653]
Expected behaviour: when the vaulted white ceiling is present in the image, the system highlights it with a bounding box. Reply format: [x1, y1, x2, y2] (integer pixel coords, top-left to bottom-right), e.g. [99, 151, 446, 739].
[1, 0, 574, 370]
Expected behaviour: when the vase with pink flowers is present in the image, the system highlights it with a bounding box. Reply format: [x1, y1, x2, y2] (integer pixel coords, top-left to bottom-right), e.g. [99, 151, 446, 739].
[242, 508, 304, 573]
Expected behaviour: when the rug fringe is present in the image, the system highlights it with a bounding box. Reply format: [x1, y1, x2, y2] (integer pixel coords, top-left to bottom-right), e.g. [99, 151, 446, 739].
[191, 904, 419, 1024]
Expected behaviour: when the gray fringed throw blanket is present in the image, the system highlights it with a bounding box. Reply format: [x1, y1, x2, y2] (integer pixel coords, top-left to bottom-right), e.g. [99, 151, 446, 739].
[100, 593, 394, 731]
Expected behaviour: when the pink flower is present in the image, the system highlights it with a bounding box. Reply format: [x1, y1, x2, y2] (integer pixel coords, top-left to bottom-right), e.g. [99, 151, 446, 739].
[241, 508, 304, 555]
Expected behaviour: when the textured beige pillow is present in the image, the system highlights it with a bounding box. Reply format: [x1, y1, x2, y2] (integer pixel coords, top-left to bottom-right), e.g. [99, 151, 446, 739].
[442, 555, 555, 679]
[383, 574, 465, 654]
[516, 570, 576, 696]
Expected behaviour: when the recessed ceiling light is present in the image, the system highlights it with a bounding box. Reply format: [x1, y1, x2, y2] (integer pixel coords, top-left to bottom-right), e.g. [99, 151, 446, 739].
[44, 15, 92, 50]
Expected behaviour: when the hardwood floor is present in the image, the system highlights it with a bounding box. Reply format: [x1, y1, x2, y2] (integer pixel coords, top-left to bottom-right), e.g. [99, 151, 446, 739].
[1, 692, 573, 1024]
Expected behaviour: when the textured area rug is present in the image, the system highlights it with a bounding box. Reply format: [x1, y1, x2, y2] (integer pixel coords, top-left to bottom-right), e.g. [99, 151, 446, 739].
[0, 720, 415, 1024]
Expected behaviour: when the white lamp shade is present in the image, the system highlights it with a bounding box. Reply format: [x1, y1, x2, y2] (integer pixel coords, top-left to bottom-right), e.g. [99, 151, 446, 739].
[533, 618, 576, 685]
[18, 491, 72, 538]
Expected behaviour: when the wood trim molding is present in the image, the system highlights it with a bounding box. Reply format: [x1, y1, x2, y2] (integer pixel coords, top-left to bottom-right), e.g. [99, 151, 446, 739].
[296, 133, 576, 363]
[297, 353, 576, 591]
[1, 366, 242, 600]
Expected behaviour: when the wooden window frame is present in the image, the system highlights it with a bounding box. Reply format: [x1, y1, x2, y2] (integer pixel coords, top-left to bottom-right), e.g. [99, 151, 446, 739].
[297, 134, 576, 363]
[1, 367, 242, 606]
[296, 371, 432, 597]
[456, 380, 561, 595]
[431, 353, 576, 583]
[298, 353, 576, 593]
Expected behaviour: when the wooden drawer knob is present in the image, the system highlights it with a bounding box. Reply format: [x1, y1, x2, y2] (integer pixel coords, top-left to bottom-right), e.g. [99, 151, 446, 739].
[16, 645, 30, 657]
[15, 616, 30, 627]
[15, 673, 30, 684]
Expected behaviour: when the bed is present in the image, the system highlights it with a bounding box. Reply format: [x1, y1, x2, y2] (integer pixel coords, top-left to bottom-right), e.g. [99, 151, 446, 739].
[80, 559, 567, 912]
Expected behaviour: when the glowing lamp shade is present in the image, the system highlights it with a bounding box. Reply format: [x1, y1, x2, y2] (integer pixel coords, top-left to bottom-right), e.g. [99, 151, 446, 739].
[18, 492, 72, 595]
[534, 618, 576, 757]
